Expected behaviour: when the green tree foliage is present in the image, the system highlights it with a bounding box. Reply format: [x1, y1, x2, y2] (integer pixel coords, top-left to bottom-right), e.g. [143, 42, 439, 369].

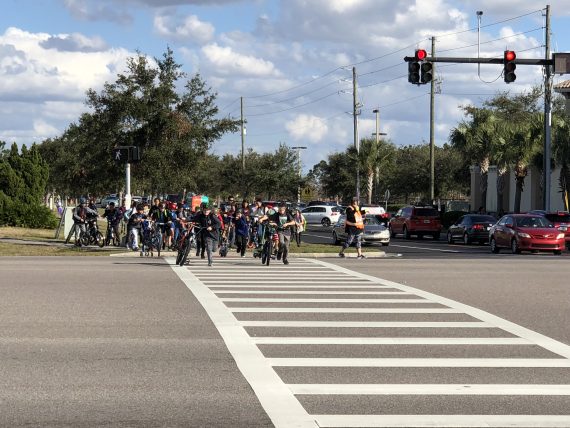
[39, 48, 240, 196]
[0, 142, 58, 228]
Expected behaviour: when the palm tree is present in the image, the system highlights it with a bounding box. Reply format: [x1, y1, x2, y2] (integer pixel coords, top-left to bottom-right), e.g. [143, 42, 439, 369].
[553, 115, 570, 210]
[348, 138, 395, 204]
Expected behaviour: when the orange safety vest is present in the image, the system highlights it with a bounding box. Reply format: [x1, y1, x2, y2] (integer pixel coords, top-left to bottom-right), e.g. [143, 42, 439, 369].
[354, 209, 364, 229]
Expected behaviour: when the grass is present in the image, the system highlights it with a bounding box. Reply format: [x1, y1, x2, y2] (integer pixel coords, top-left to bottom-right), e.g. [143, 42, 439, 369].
[0, 226, 57, 241]
[289, 243, 382, 253]
[0, 242, 111, 257]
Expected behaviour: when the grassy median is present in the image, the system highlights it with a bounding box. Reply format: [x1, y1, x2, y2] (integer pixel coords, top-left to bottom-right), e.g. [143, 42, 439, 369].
[0, 242, 113, 256]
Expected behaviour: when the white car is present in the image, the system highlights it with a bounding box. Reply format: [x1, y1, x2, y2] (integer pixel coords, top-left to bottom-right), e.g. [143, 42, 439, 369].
[302, 205, 342, 227]
[332, 215, 390, 246]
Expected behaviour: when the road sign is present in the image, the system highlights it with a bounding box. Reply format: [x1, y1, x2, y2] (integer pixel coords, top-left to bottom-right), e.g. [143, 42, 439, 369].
[300, 186, 316, 202]
[554, 53, 570, 74]
[384, 189, 391, 201]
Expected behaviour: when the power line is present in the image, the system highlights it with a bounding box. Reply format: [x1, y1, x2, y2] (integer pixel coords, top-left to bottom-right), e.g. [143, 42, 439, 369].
[437, 27, 544, 54]
[247, 91, 340, 117]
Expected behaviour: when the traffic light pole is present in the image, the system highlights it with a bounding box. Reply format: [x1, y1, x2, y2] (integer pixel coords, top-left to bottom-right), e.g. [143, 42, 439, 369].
[125, 162, 131, 209]
[544, 4, 552, 212]
[429, 37, 436, 202]
[353, 66, 360, 202]
[405, 56, 552, 66]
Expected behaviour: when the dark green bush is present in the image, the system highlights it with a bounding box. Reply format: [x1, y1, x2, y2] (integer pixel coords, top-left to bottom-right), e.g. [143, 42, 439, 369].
[441, 210, 466, 228]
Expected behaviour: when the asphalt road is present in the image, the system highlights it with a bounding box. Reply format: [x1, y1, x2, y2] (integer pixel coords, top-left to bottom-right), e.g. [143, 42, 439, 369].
[2, 253, 569, 427]
[302, 224, 570, 259]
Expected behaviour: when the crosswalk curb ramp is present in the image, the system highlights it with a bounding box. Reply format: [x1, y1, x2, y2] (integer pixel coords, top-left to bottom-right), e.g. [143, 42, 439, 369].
[168, 257, 570, 428]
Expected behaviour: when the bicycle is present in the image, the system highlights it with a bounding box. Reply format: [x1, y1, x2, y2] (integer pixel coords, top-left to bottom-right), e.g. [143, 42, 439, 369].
[260, 223, 279, 266]
[104, 219, 121, 247]
[177, 224, 202, 266]
[79, 217, 104, 248]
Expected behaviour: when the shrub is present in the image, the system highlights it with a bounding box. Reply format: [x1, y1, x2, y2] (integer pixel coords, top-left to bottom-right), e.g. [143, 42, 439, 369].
[441, 210, 465, 228]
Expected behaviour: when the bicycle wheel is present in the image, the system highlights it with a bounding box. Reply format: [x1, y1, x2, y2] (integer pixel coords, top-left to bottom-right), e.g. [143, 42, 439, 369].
[180, 238, 192, 266]
[96, 232, 105, 248]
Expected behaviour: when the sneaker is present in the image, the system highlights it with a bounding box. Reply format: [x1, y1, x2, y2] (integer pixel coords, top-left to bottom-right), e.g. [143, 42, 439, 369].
[201, 254, 205, 259]
[208, 262, 212, 267]
[277, 252, 282, 261]
[283, 259, 289, 265]
[338, 252, 345, 258]
[357, 254, 366, 259]
[241, 254, 246, 258]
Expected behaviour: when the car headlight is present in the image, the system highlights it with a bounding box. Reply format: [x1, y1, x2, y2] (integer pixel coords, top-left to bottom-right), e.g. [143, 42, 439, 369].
[518, 233, 531, 238]
[557, 233, 565, 239]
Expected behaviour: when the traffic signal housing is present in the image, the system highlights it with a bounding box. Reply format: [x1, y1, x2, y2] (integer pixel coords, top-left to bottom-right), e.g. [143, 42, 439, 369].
[504, 50, 516, 83]
[408, 61, 420, 84]
[421, 61, 433, 84]
[408, 49, 433, 85]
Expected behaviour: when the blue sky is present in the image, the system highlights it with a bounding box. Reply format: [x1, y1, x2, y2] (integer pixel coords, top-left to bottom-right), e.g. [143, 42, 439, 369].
[1, 0, 570, 171]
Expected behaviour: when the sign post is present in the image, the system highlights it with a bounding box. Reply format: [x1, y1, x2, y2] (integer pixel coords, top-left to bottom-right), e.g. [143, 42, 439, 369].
[384, 189, 390, 211]
[113, 146, 141, 209]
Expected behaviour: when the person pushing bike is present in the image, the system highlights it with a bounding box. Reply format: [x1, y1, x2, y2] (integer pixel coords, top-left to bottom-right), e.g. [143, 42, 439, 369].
[258, 202, 296, 265]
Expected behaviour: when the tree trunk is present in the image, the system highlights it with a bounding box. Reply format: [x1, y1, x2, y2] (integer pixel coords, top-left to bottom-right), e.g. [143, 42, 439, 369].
[367, 169, 374, 205]
[514, 177, 524, 213]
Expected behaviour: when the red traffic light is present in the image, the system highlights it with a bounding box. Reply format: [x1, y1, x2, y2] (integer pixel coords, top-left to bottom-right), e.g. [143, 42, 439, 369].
[415, 49, 427, 61]
[504, 50, 516, 62]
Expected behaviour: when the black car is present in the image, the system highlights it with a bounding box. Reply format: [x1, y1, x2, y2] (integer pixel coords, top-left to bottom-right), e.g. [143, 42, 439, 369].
[447, 214, 496, 245]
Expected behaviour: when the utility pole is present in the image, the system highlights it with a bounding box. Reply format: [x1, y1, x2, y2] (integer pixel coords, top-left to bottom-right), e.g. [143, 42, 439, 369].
[429, 36, 436, 203]
[292, 146, 307, 205]
[373, 108, 380, 145]
[544, 4, 552, 211]
[240, 97, 245, 174]
[353, 67, 360, 201]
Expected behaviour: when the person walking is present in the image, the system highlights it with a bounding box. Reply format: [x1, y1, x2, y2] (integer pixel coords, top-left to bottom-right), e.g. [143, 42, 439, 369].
[233, 209, 249, 257]
[293, 208, 306, 247]
[193, 202, 221, 266]
[338, 197, 365, 259]
[259, 203, 296, 265]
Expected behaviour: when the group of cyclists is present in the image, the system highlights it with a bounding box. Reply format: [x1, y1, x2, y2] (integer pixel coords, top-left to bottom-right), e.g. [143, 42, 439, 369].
[70, 195, 308, 266]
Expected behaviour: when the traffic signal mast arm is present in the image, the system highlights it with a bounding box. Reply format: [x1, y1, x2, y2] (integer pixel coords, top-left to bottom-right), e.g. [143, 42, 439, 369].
[404, 56, 552, 66]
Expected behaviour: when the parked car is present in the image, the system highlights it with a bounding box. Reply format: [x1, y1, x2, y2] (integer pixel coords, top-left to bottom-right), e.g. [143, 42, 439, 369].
[131, 195, 143, 204]
[389, 206, 442, 240]
[447, 214, 497, 245]
[99, 195, 120, 208]
[307, 200, 339, 207]
[528, 210, 570, 249]
[333, 214, 390, 246]
[489, 214, 565, 255]
[301, 205, 341, 227]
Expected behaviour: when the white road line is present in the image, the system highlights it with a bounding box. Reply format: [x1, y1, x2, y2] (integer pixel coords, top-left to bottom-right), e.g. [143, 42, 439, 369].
[166, 259, 317, 428]
[213, 290, 411, 295]
[208, 285, 393, 289]
[230, 308, 457, 313]
[203, 281, 373, 284]
[314, 259, 570, 360]
[289, 383, 570, 395]
[240, 321, 489, 328]
[389, 244, 460, 253]
[221, 298, 431, 303]
[251, 337, 531, 345]
[194, 273, 349, 276]
[268, 358, 570, 367]
[313, 414, 570, 428]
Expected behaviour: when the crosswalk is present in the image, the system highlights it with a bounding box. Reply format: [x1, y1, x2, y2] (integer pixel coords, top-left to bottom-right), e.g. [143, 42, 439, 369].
[168, 257, 570, 428]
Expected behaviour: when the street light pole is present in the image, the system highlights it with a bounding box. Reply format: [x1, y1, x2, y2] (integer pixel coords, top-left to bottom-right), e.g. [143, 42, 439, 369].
[353, 67, 360, 202]
[291, 146, 307, 205]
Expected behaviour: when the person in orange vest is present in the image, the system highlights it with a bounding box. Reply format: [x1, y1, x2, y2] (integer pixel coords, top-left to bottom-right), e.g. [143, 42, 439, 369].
[338, 197, 365, 259]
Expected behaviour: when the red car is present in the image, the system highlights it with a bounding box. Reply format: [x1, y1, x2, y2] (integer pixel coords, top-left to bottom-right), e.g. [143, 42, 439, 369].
[389, 206, 442, 240]
[489, 214, 565, 255]
[529, 210, 570, 250]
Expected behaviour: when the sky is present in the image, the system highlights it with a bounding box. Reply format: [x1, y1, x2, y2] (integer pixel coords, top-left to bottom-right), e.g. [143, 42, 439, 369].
[1, 0, 570, 171]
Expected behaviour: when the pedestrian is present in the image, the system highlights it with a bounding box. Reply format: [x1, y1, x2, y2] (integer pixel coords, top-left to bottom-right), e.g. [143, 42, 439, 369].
[72, 198, 93, 246]
[259, 202, 296, 265]
[234, 209, 249, 257]
[338, 197, 365, 259]
[193, 202, 222, 266]
[56, 198, 63, 216]
[293, 208, 306, 247]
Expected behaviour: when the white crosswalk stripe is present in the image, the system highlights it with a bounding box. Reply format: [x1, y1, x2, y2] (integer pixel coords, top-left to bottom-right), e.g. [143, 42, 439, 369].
[168, 257, 570, 428]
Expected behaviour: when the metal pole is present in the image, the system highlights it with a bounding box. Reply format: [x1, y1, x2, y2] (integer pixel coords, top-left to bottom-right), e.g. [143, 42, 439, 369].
[544, 4, 552, 211]
[240, 97, 245, 173]
[353, 67, 360, 201]
[291, 146, 307, 205]
[430, 36, 436, 203]
[375, 109, 380, 145]
[125, 162, 131, 209]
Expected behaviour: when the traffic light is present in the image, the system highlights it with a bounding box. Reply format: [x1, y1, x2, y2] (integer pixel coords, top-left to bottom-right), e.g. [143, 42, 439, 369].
[113, 147, 129, 163]
[421, 61, 433, 84]
[504, 50, 516, 83]
[408, 61, 420, 84]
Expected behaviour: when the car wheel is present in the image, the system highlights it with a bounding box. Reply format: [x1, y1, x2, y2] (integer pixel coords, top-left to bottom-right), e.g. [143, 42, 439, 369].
[403, 226, 410, 240]
[332, 231, 340, 245]
[463, 233, 470, 245]
[389, 226, 396, 238]
[490, 237, 500, 254]
[447, 232, 454, 244]
[554, 250, 562, 255]
[321, 218, 331, 227]
[511, 239, 521, 254]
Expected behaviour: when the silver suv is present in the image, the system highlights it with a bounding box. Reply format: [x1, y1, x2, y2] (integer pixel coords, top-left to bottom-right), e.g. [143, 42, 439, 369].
[301, 205, 341, 227]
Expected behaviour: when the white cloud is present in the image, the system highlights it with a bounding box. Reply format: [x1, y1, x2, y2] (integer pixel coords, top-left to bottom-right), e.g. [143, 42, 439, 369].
[201, 43, 281, 77]
[154, 13, 215, 44]
[40, 32, 108, 52]
[33, 119, 60, 137]
[285, 114, 329, 143]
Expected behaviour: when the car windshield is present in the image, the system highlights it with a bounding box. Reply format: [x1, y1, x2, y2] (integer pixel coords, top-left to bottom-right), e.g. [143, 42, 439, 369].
[471, 215, 496, 223]
[364, 216, 382, 226]
[544, 213, 570, 223]
[515, 216, 554, 228]
[414, 208, 438, 217]
[331, 206, 341, 212]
